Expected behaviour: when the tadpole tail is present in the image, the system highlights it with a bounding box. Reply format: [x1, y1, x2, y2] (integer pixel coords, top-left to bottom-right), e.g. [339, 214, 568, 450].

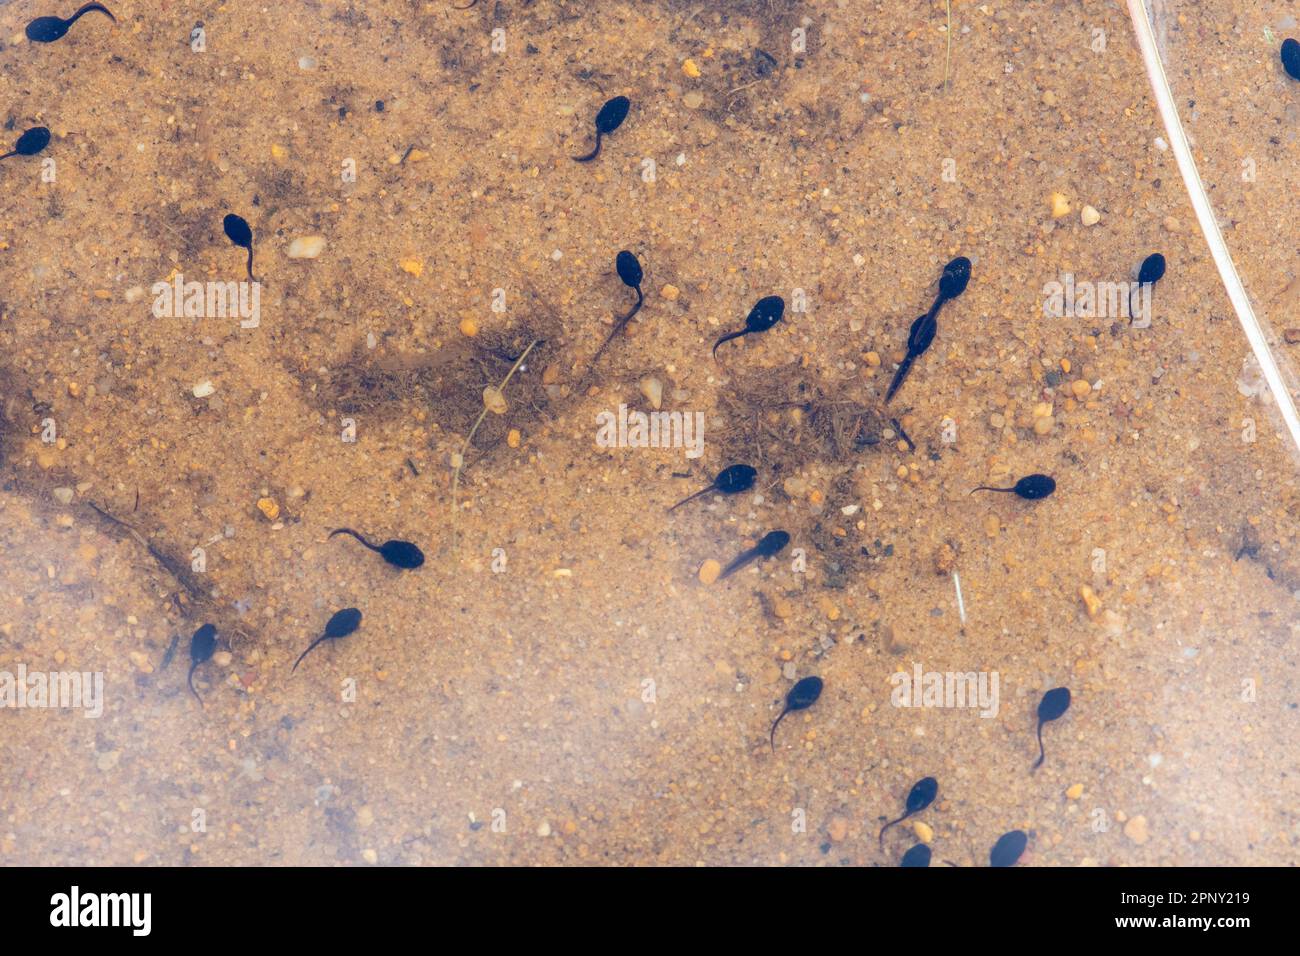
[769, 706, 790, 751]
[667, 486, 713, 513]
[717, 548, 758, 581]
[245, 245, 255, 282]
[0, 151, 16, 161]
[188, 661, 204, 708]
[572, 130, 602, 162]
[614, 287, 643, 324]
[292, 634, 330, 673]
[72, 3, 116, 25]
[1032, 722, 1046, 770]
[711, 328, 747, 360]
[878, 812, 908, 847]
[969, 486, 1013, 495]
[883, 355, 914, 404]
[329, 527, 379, 552]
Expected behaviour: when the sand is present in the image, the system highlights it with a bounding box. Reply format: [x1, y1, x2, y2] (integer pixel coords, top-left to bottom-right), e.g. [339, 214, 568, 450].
[0, 0, 1296, 866]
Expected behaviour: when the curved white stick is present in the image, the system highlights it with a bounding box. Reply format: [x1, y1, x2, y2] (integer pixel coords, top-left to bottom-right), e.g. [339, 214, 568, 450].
[1127, 0, 1300, 454]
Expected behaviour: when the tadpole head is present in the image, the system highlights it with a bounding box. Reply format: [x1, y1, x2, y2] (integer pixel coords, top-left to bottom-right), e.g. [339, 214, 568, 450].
[745, 295, 785, 332]
[906, 776, 939, 812]
[325, 607, 363, 638]
[190, 623, 218, 664]
[757, 529, 790, 556]
[595, 95, 630, 134]
[615, 250, 643, 289]
[15, 127, 51, 156]
[938, 256, 972, 300]
[715, 463, 757, 494]
[900, 844, 932, 868]
[989, 829, 1028, 867]
[26, 17, 69, 43]
[383, 541, 425, 569]
[223, 213, 253, 249]
[1013, 474, 1056, 500]
[1038, 686, 1071, 723]
[1137, 252, 1166, 285]
[787, 675, 823, 710]
[1283, 38, 1300, 80]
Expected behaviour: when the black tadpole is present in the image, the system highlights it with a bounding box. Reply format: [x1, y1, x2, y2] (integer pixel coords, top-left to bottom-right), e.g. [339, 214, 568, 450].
[879, 776, 938, 846]
[990, 829, 1028, 867]
[667, 463, 756, 513]
[0, 127, 52, 161]
[187, 623, 217, 707]
[293, 608, 363, 672]
[769, 675, 822, 750]
[719, 529, 789, 580]
[1283, 38, 1300, 81]
[1032, 686, 1071, 770]
[712, 295, 784, 359]
[223, 213, 255, 281]
[970, 474, 1056, 500]
[329, 528, 424, 569]
[884, 256, 971, 404]
[572, 95, 629, 162]
[1130, 252, 1166, 316]
[26, 3, 115, 43]
[589, 250, 645, 369]
[900, 844, 932, 868]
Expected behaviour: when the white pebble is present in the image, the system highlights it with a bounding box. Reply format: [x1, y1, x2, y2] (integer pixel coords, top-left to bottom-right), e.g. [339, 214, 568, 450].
[287, 236, 326, 259]
[192, 380, 216, 398]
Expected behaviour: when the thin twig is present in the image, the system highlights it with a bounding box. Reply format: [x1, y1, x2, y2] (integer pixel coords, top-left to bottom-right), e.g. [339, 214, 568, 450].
[449, 338, 540, 554]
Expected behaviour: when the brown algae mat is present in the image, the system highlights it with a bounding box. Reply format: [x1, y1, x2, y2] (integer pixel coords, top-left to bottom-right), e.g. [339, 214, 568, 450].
[0, 1, 1297, 866]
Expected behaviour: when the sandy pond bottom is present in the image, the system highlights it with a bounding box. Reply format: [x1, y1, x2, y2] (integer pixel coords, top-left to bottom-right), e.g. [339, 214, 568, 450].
[0, 1, 1297, 865]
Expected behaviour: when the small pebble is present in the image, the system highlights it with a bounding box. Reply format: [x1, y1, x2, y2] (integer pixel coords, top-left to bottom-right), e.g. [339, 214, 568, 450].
[698, 559, 722, 585]
[1033, 415, 1054, 436]
[482, 386, 507, 415]
[683, 91, 704, 109]
[257, 497, 280, 521]
[287, 236, 326, 259]
[1124, 815, 1150, 845]
[52, 487, 74, 505]
[507, 429, 521, 448]
[192, 380, 216, 398]
[682, 58, 701, 78]
[661, 284, 680, 301]
[400, 256, 424, 277]
[1080, 205, 1101, 226]
[639, 376, 663, 410]
[913, 820, 934, 844]
[1050, 192, 1071, 219]
[1066, 783, 1084, 800]
[459, 317, 479, 337]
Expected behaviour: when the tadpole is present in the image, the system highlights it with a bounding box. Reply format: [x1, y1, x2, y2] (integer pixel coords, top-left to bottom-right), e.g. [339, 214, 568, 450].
[989, 829, 1028, 867]
[719, 529, 789, 580]
[223, 213, 255, 281]
[667, 463, 756, 513]
[1032, 686, 1071, 770]
[589, 250, 645, 369]
[1130, 252, 1166, 316]
[26, 3, 115, 43]
[900, 843, 932, 868]
[878, 776, 938, 846]
[0, 127, 52, 161]
[712, 295, 784, 359]
[293, 607, 362, 672]
[188, 623, 217, 706]
[572, 95, 630, 162]
[884, 256, 971, 404]
[970, 474, 1056, 500]
[329, 528, 424, 569]
[769, 675, 822, 750]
